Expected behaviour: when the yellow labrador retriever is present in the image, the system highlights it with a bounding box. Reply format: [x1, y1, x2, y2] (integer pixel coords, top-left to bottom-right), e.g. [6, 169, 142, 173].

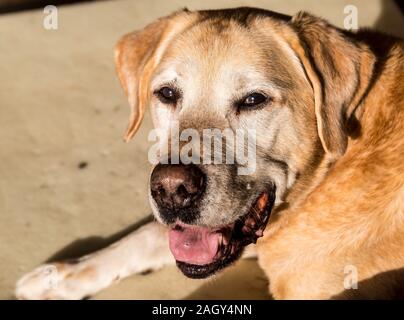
[16, 7, 404, 299]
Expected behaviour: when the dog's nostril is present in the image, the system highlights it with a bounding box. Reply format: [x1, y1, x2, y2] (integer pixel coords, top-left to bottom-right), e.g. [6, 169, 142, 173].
[158, 186, 165, 196]
[151, 183, 165, 196]
[177, 184, 189, 197]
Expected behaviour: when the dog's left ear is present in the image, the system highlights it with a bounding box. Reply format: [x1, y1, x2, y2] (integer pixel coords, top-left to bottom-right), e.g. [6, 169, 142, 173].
[115, 10, 197, 141]
[286, 12, 375, 159]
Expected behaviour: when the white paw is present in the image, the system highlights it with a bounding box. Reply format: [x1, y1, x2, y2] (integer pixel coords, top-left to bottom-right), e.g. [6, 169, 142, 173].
[15, 262, 98, 300]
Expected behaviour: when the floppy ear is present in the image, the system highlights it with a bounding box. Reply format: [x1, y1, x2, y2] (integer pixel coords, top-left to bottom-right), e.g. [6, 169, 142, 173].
[287, 12, 375, 159]
[115, 10, 196, 142]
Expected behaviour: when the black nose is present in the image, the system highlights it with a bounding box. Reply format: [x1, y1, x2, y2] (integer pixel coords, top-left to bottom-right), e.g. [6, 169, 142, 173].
[150, 164, 205, 219]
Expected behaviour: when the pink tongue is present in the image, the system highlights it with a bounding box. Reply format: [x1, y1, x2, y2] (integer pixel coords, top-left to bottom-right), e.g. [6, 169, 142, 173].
[169, 223, 220, 265]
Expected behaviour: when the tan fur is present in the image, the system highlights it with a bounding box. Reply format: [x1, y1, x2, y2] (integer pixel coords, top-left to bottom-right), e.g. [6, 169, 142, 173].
[258, 31, 404, 299]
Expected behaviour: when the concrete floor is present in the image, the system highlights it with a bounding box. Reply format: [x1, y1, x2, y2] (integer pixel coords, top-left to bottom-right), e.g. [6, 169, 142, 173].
[0, 0, 402, 299]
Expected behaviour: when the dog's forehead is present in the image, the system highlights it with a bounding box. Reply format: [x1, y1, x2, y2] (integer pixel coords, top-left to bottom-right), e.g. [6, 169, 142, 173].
[162, 31, 242, 74]
[153, 17, 301, 95]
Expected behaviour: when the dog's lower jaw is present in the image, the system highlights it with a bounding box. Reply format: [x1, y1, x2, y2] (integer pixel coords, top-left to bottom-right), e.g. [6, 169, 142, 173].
[176, 248, 244, 279]
[173, 185, 276, 279]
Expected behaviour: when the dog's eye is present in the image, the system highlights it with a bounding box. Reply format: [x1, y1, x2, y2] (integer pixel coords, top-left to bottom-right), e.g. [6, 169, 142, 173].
[155, 86, 178, 104]
[238, 92, 268, 110]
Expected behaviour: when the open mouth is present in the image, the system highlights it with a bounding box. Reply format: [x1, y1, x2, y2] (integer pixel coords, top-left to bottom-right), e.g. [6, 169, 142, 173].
[168, 185, 276, 279]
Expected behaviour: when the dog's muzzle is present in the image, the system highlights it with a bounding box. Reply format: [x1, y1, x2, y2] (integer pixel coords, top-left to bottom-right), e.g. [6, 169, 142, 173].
[150, 163, 276, 279]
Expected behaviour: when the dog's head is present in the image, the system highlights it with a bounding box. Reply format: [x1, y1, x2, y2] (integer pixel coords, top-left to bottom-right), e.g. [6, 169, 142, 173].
[115, 8, 374, 278]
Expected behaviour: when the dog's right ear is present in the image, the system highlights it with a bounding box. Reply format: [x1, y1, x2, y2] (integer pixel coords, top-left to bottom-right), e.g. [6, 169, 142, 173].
[115, 10, 197, 142]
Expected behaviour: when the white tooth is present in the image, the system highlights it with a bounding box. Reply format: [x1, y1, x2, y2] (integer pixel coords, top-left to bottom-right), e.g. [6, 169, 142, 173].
[246, 183, 251, 190]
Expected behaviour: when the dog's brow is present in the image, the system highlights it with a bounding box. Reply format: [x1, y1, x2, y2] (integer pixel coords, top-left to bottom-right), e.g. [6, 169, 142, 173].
[231, 70, 282, 94]
[151, 68, 179, 89]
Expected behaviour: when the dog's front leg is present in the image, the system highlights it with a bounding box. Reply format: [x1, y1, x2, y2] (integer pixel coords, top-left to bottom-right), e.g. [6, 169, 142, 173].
[15, 221, 174, 300]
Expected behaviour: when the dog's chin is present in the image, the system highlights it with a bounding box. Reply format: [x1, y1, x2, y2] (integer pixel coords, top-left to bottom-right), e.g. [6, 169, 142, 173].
[169, 185, 276, 279]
